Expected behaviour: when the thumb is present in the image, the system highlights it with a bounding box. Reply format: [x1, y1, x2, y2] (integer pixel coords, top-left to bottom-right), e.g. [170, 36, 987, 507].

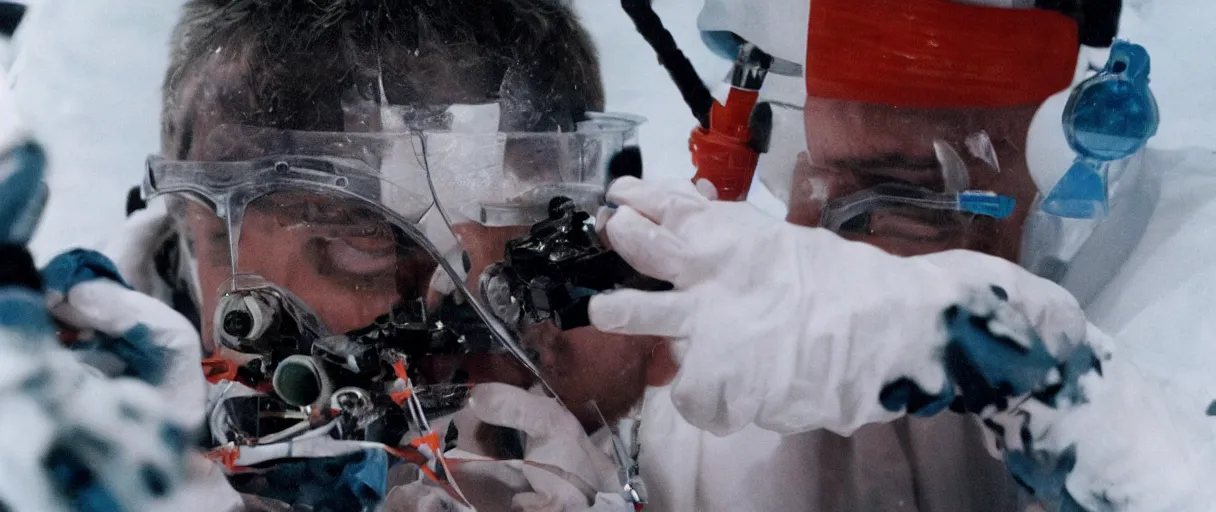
[467, 384, 619, 493]
[467, 383, 579, 441]
[693, 178, 719, 201]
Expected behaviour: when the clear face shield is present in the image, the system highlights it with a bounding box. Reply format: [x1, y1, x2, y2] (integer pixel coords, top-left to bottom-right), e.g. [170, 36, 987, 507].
[143, 106, 651, 508]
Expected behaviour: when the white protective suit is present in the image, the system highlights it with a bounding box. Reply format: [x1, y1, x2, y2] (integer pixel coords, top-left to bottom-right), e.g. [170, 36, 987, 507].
[592, 1, 1216, 511]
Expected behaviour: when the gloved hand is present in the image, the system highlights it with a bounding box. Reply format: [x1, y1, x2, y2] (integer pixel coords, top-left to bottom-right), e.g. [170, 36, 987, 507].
[0, 239, 239, 510]
[465, 383, 624, 510]
[588, 177, 1090, 436]
[0, 285, 244, 512]
[385, 383, 632, 512]
[0, 57, 241, 511]
[976, 323, 1216, 512]
[41, 249, 207, 427]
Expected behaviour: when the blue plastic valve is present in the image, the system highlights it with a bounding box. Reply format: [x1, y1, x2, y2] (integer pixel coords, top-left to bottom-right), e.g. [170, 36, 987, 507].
[1041, 40, 1159, 219]
[959, 191, 1016, 220]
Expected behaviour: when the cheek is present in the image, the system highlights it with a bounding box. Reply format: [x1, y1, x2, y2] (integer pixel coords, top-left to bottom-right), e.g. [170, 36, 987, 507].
[552, 329, 655, 427]
[452, 224, 528, 297]
[538, 328, 650, 406]
[561, 329, 647, 377]
[195, 261, 226, 350]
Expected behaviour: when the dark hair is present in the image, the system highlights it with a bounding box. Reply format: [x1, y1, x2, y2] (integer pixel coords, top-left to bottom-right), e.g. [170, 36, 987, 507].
[162, 0, 605, 158]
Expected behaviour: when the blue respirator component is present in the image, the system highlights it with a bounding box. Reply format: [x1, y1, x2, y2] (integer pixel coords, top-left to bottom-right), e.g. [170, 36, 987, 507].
[958, 191, 1016, 219]
[1041, 40, 1159, 219]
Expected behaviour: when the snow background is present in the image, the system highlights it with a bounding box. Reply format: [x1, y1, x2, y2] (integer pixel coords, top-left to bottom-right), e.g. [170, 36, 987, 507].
[8, 0, 1214, 262]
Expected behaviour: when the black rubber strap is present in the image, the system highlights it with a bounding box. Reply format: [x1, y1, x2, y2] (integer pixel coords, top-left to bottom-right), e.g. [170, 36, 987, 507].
[125, 186, 147, 216]
[621, 0, 714, 128]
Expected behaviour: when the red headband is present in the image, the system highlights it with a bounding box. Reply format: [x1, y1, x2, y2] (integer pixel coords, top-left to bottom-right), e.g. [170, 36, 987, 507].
[805, 0, 1080, 108]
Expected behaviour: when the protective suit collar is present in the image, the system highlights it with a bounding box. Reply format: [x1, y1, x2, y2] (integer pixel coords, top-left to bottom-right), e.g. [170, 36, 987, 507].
[1053, 150, 1159, 306]
[1022, 149, 1159, 306]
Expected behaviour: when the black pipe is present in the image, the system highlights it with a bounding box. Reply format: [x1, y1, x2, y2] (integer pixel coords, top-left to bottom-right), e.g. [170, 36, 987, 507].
[620, 0, 714, 129]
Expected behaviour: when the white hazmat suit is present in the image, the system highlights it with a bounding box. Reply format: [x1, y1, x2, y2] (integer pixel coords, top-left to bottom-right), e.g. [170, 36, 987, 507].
[587, 1, 1216, 511]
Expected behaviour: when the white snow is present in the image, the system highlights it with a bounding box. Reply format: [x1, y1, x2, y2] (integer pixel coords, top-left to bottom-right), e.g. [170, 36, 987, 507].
[9, 0, 1216, 262]
[13, 0, 182, 262]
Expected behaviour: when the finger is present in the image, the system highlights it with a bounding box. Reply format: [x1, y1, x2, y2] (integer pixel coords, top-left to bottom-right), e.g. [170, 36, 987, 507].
[606, 176, 707, 226]
[513, 466, 595, 511]
[65, 280, 206, 425]
[593, 206, 614, 249]
[425, 266, 459, 310]
[603, 205, 689, 285]
[588, 289, 691, 338]
[466, 383, 578, 441]
[66, 280, 196, 339]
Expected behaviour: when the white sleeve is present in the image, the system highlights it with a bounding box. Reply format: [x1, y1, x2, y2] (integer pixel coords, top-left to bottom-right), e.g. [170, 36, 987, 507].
[980, 323, 1216, 512]
[922, 251, 1216, 511]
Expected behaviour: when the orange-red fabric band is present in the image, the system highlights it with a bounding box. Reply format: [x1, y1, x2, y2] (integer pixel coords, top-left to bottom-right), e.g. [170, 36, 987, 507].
[805, 0, 1080, 108]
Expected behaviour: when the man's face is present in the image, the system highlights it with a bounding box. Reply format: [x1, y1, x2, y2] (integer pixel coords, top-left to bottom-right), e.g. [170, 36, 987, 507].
[787, 97, 1042, 260]
[178, 113, 673, 431]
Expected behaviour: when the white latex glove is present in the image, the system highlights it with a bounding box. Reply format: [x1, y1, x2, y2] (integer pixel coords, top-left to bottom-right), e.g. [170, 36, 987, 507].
[461, 383, 630, 512]
[0, 286, 241, 512]
[46, 273, 207, 427]
[588, 177, 1089, 436]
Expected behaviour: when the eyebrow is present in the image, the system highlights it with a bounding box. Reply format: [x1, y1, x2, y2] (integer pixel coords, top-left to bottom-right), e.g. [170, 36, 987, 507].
[826, 153, 941, 174]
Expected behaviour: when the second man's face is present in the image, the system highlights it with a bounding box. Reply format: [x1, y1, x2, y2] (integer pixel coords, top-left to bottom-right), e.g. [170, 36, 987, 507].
[788, 97, 1042, 261]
